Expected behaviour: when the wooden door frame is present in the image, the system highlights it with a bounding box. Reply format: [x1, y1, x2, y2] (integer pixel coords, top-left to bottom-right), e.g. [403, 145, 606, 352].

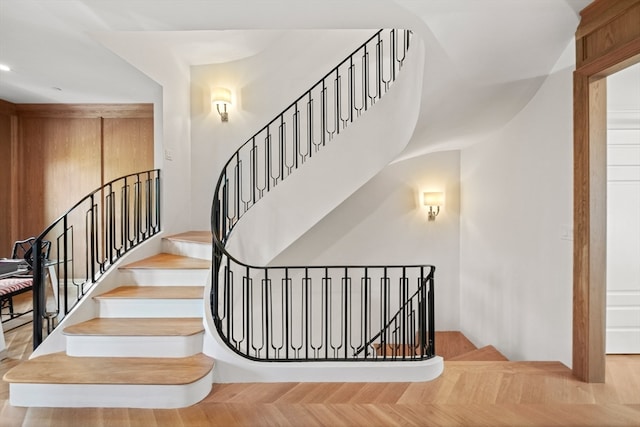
[573, 0, 640, 382]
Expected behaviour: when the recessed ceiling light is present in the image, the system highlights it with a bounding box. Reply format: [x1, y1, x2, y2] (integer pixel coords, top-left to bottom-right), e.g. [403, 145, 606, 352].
[0, 64, 11, 72]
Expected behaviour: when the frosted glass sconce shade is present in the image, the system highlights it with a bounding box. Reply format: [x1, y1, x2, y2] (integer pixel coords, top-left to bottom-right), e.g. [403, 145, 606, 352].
[423, 191, 444, 221]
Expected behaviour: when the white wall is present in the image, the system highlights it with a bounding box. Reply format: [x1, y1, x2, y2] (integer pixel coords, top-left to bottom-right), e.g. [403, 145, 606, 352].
[459, 41, 575, 366]
[190, 30, 376, 230]
[94, 33, 193, 235]
[272, 150, 461, 331]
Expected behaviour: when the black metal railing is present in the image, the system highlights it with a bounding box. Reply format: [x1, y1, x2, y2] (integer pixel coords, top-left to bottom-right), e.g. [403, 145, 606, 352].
[211, 29, 436, 362]
[31, 169, 161, 348]
[214, 262, 435, 361]
[214, 29, 411, 242]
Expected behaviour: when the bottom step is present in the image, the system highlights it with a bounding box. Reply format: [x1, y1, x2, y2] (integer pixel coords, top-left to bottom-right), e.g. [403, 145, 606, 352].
[3, 352, 214, 408]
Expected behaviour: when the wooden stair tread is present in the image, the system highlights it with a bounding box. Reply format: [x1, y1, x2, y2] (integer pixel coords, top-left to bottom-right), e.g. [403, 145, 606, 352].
[95, 286, 204, 300]
[3, 352, 214, 385]
[165, 231, 212, 245]
[448, 345, 509, 361]
[120, 253, 210, 269]
[435, 331, 477, 359]
[63, 317, 204, 337]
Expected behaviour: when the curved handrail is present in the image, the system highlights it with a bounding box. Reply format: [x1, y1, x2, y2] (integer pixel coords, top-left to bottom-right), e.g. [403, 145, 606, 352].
[31, 169, 161, 347]
[210, 29, 435, 362]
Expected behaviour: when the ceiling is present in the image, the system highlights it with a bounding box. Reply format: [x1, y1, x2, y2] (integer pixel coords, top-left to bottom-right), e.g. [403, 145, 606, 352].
[2, 0, 617, 156]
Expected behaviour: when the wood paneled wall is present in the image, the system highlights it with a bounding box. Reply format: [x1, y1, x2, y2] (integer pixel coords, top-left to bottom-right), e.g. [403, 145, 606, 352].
[0, 100, 17, 257]
[573, 0, 640, 383]
[0, 102, 153, 257]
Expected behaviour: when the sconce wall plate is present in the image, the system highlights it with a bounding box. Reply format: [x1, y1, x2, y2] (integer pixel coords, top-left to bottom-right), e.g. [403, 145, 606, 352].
[211, 87, 232, 122]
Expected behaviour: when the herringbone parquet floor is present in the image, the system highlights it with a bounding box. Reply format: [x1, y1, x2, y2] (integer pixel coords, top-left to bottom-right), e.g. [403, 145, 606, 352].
[2, 311, 639, 426]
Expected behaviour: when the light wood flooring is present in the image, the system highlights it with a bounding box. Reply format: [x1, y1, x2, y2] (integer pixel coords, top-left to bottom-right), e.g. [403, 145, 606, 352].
[2, 324, 639, 426]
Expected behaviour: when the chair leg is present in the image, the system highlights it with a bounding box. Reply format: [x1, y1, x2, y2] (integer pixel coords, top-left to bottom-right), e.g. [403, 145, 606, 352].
[0, 295, 12, 319]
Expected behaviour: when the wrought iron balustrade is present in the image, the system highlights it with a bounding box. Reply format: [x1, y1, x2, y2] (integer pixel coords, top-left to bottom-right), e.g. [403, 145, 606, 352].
[215, 29, 411, 241]
[31, 169, 161, 348]
[215, 262, 435, 361]
[211, 29, 436, 362]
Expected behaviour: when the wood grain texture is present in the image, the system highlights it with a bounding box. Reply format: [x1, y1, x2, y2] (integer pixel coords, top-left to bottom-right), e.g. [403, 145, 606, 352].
[3, 352, 213, 385]
[63, 317, 204, 336]
[447, 345, 508, 362]
[578, 0, 640, 39]
[582, 2, 640, 64]
[434, 331, 477, 360]
[94, 286, 204, 300]
[102, 117, 154, 183]
[0, 99, 17, 116]
[0, 100, 15, 257]
[1, 325, 639, 426]
[120, 253, 211, 269]
[17, 116, 102, 239]
[573, 0, 640, 383]
[15, 103, 153, 119]
[4, 103, 154, 268]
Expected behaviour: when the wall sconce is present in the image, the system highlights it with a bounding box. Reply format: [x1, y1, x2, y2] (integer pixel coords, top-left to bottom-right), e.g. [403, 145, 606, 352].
[423, 192, 444, 221]
[211, 87, 232, 122]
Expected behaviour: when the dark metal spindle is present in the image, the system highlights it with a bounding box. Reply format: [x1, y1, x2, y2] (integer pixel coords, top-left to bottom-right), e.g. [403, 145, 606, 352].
[208, 30, 437, 364]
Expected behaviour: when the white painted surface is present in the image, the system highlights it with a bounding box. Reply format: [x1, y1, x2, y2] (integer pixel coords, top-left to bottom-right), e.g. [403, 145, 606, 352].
[9, 371, 213, 408]
[65, 333, 204, 358]
[211, 355, 444, 384]
[458, 41, 575, 366]
[17, 236, 214, 409]
[273, 150, 461, 331]
[222, 36, 424, 266]
[30, 235, 164, 359]
[606, 63, 640, 354]
[162, 239, 212, 260]
[201, 285, 443, 383]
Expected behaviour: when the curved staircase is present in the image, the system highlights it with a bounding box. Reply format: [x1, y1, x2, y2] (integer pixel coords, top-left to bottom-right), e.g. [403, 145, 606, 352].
[3, 233, 214, 408]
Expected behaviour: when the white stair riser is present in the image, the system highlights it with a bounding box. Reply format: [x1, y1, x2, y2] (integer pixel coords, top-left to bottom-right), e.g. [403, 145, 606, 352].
[9, 371, 213, 408]
[162, 240, 212, 261]
[97, 299, 204, 318]
[66, 334, 204, 358]
[119, 269, 209, 286]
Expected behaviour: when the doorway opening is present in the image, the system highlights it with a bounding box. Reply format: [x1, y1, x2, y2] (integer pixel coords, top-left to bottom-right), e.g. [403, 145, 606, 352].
[605, 63, 640, 355]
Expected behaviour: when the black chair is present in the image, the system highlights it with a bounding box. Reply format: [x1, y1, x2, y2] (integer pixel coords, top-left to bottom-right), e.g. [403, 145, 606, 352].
[0, 238, 51, 321]
[11, 237, 51, 270]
